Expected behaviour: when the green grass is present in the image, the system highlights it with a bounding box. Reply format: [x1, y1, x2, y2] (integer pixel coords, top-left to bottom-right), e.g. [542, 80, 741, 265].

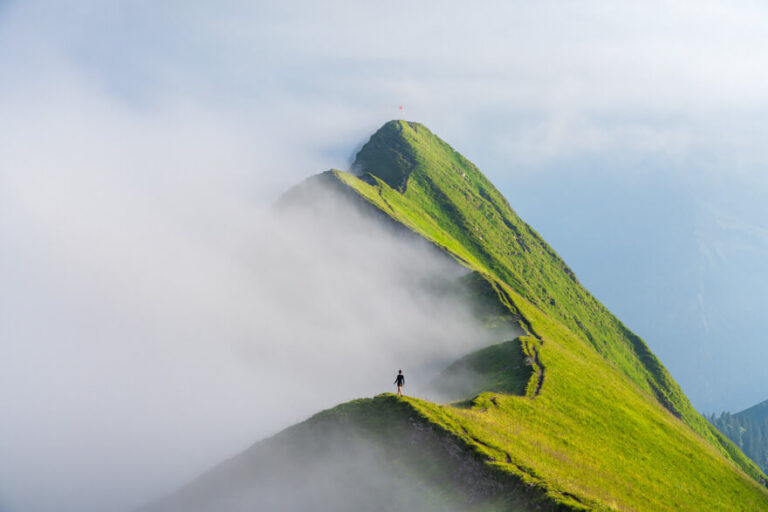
[333, 120, 762, 478]
[342, 121, 681, 412]
[320, 120, 768, 509]
[264, 394, 561, 512]
[429, 339, 534, 401]
[402, 290, 768, 510]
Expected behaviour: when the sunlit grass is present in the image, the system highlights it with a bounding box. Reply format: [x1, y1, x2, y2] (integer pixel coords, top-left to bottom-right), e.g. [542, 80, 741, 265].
[322, 120, 768, 509]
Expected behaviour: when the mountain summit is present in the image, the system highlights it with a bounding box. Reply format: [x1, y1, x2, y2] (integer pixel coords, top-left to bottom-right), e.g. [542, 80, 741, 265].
[351, 121, 699, 420]
[143, 121, 768, 511]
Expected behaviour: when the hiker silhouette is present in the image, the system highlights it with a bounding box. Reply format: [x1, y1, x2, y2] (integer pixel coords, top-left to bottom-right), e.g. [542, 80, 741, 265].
[394, 370, 405, 396]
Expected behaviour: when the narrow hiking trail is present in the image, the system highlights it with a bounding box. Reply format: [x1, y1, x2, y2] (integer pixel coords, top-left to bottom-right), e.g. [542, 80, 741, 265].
[520, 335, 545, 398]
[531, 344, 545, 396]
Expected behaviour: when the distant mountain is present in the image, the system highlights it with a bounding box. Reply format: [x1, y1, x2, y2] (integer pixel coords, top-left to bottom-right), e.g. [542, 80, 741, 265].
[711, 399, 768, 474]
[142, 121, 768, 511]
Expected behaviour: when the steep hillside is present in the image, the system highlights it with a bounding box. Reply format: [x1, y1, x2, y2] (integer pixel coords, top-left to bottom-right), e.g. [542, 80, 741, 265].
[335, 120, 755, 470]
[711, 400, 768, 474]
[143, 121, 768, 511]
[428, 339, 533, 402]
[344, 121, 680, 414]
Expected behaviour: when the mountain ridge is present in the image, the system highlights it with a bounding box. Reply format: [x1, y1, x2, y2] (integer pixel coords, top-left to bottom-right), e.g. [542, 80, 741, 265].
[344, 120, 704, 423]
[143, 120, 768, 511]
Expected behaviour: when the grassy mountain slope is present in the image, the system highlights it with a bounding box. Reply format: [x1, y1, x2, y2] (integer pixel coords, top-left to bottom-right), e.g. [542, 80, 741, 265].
[331, 121, 765, 503]
[428, 339, 534, 401]
[145, 120, 768, 511]
[344, 121, 682, 415]
[141, 395, 562, 512]
[404, 290, 768, 510]
[712, 400, 768, 474]
[334, 120, 757, 473]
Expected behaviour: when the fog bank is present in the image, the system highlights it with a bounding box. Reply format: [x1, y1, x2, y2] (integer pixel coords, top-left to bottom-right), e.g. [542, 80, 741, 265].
[0, 97, 505, 511]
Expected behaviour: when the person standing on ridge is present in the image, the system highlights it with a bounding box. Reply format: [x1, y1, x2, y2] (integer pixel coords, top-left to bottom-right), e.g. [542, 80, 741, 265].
[394, 369, 405, 396]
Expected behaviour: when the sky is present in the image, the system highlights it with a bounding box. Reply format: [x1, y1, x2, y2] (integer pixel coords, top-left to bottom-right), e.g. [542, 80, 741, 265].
[2, 1, 768, 510]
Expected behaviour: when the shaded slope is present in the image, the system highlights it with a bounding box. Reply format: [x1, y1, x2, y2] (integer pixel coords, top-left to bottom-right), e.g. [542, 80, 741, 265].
[336, 120, 756, 474]
[712, 399, 768, 475]
[140, 395, 563, 512]
[428, 339, 534, 402]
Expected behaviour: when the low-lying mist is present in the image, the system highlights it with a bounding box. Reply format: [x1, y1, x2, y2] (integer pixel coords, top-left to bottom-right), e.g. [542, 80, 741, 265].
[140, 396, 508, 512]
[1, 138, 509, 511]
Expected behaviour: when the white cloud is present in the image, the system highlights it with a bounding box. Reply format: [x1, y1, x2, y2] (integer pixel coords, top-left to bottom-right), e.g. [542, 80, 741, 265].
[6, 0, 768, 170]
[0, 72, 504, 511]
